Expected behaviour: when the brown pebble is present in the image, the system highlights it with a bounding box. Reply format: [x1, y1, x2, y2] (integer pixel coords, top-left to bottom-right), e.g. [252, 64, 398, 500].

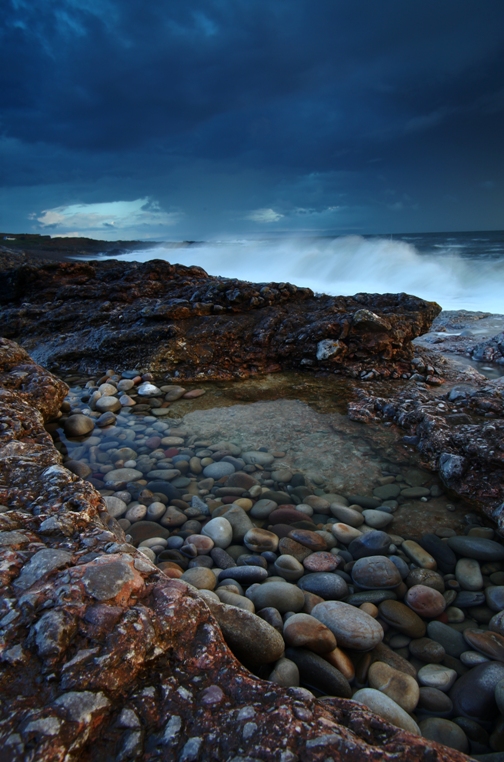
[303, 551, 340, 573]
[288, 529, 327, 552]
[405, 585, 446, 618]
[322, 647, 355, 681]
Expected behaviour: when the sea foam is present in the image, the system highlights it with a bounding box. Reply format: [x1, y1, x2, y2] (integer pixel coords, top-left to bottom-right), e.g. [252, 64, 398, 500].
[111, 235, 504, 313]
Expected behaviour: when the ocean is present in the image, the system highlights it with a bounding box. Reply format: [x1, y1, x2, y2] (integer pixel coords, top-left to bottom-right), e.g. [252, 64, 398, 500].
[113, 230, 504, 314]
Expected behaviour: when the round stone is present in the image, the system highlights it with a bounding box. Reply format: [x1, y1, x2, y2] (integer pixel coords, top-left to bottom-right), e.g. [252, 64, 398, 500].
[418, 687, 453, 715]
[201, 517, 233, 549]
[303, 495, 331, 513]
[406, 571, 445, 597]
[273, 555, 304, 582]
[409, 637, 445, 664]
[65, 459, 92, 478]
[64, 414, 94, 438]
[95, 396, 122, 413]
[329, 505, 364, 527]
[137, 382, 162, 397]
[418, 534, 457, 574]
[284, 647, 352, 698]
[159, 506, 186, 528]
[351, 556, 402, 590]
[249, 581, 305, 614]
[283, 613, 337, 654]
[145, 501, 167, 521]
[379, 600, 426, 638]
[207, 601, 284, 666]
[447, 536, 504, 562]
[311, 601, 384, 651]
[450, 661, 504, 721]
[243, 528, 279, 553]
[125, 504, 147, 525]
[402, 540, 437, 569]
[348, 530, 391, 560]
[401, 486, 431, 498]
[486, 585, 504, 612]
[220, 506, 253, 543]
[456, 558, 484, 591]
[219, 565, 269, 586]
[298, 572, 348, 601]
[460, 651, 489, 667]
[287, 529, 327, 552]
[418, 718, 469, 753]
[186, 535, 214, 554]
[368, 661, 419, 713]
[303, 552, 339, 573]
[418, 664, 458, 692]
[203, 462, 236, 479]
[351, 688, 420, 735]
[373, 483, 402, 500]
[98, 383, 118, 396]
[102, 495, 128, 518]
[405, 585, 446, 618]
[490, 610, 504, 636]
[104, 468, 143, 487]
[331, 523, 362, 544]
[96, 411, 117, 427]
[181, 567, 216, 590]
[495, 678, 504, 715]
[128, 521, 170, 545]
[268, 657, 300, 688]
[249, 499, 278, 519]
[463, 629, 504, 662]
[269, 507, 313, 525]
[427, 621, 467, 658]
[362, 509, 394, 529]
[242, 451, 275, 467]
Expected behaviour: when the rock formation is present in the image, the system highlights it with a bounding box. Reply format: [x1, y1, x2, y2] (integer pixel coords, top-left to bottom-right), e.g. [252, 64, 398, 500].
[0, 259, 441, 381]
[0, 339, 469, 760]
[348, 375, 504, 528]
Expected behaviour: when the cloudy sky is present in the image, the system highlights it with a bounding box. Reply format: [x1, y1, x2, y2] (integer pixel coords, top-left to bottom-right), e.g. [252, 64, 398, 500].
[1, 1, 503, 240]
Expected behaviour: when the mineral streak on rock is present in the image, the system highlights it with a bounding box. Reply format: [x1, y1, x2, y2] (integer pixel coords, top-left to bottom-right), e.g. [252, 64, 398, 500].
[0, 339, 469, 759]
[0, 259, 440, 378]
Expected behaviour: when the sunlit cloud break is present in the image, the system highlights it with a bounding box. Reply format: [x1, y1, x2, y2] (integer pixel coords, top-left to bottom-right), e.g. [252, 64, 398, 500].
[245, 208, 284, 223]
[32, 198, 183, 235]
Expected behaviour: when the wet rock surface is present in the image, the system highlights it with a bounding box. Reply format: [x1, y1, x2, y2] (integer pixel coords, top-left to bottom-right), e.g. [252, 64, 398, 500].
[0, 258, 440, 380]
[348, 369, 504, 527]
[0, 339, 474, 761]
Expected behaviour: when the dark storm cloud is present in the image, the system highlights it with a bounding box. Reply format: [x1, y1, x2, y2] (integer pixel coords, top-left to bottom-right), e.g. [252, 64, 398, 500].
[1, 0, 503, 235]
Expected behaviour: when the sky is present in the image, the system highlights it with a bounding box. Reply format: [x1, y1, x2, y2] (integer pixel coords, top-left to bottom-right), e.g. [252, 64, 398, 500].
[1, 0, 504, 241]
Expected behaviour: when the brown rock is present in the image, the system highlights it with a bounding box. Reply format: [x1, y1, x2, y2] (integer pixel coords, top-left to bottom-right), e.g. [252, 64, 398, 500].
[406, 567, 446, 593]
[283, 613, 337, 654]
[278, 537, 312, 562]
[405, 585, 447, 619]
[370, 641, 418, 678]
[288, 528, 328, 551]
[379, 600, 426, 638]
[368, 661, 420, 713]
[463, 629, 504, 662]
[303, 551, 340, 573]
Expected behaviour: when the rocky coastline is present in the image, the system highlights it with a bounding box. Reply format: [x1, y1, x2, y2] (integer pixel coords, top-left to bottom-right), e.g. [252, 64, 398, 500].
[1, 236, 504, 760]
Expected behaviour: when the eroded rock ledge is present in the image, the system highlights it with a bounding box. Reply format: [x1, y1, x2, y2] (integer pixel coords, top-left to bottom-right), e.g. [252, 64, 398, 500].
[0, 259, 440, 380]
[0, 344, 468, 760]
[349, 376, 504, 528]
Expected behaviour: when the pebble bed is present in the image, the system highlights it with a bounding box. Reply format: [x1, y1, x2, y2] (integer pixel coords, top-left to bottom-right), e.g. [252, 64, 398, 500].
[49, 368, 504, 759]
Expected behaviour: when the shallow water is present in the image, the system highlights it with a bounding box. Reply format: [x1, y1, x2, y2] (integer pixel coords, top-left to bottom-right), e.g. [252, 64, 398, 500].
[56, 370, 471, 538]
